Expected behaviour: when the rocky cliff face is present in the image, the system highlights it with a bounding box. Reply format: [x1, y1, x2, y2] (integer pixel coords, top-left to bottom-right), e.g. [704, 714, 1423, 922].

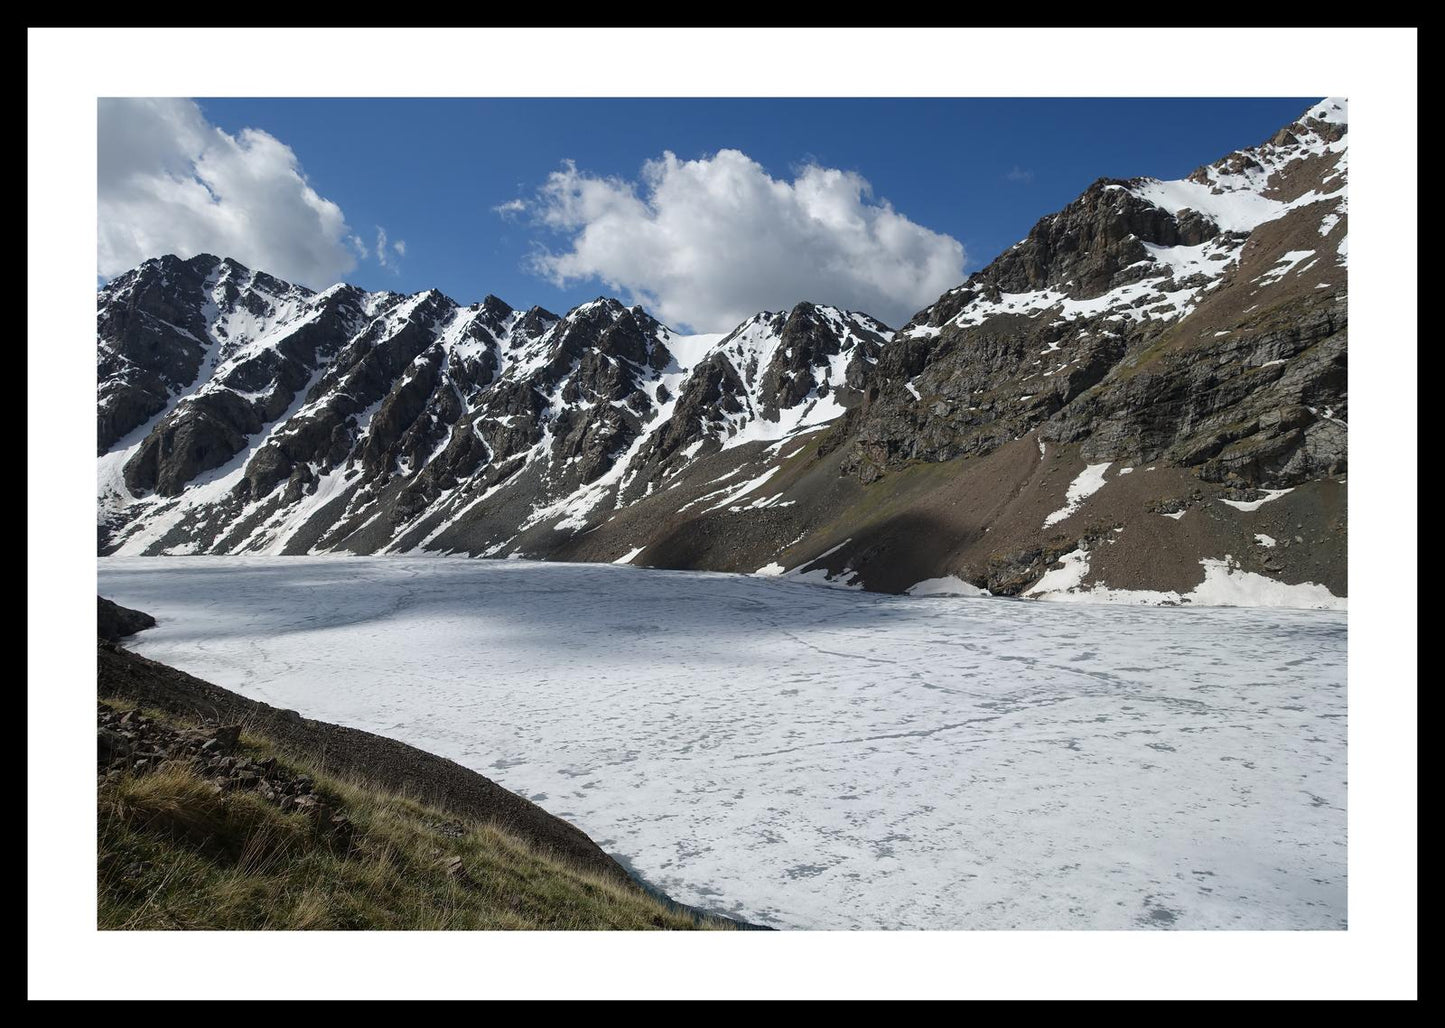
[98, 258, 890, 562]
[833, 97, 1347, 490]
[98, 99, 1347, 607]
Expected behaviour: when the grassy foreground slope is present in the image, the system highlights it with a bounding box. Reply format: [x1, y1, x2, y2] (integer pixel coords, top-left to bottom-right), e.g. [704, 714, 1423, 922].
[98, 642, 720, 930]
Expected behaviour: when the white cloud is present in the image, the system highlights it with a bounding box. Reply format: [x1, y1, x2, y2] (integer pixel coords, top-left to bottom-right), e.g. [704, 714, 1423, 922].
[493, 198, 527, 219]
[521, 151, 966, 331]
[372, 227, 406, 272]
[98, 98, 359, 288]
[1005, 165, 1035, 183]
[370, 227, 407, 273]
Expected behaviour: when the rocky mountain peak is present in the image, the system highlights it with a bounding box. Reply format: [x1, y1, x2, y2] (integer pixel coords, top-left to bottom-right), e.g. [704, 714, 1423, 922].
[983, 177, 1225, 301]
[1179, 97, 1347, 205]
[1301, 97, 1348, 130]
[477, 293, 513, 316]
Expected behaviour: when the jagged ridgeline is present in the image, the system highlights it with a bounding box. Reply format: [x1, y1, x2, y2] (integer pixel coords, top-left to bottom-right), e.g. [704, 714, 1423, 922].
[98, 99, 1346, 603]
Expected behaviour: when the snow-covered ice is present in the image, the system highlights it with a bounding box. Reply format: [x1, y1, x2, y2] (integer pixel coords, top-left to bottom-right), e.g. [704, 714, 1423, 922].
[99, 556, 1346, 931]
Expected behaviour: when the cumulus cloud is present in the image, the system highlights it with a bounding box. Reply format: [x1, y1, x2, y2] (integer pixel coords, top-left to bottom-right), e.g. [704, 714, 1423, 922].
[519, 151, 966, 331]
[98, 98, 358, 287]
[493, 198, 527, 219]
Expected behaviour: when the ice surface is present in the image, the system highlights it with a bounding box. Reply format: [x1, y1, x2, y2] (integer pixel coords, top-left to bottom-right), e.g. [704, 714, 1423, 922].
[99, 556, 1346, 931]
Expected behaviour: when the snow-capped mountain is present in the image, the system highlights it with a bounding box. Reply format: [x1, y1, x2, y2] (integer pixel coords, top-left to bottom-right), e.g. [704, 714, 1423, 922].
[98, 258, 890, 561]
[865, 95, 1348, 482]
[98, 99, 1347, 606]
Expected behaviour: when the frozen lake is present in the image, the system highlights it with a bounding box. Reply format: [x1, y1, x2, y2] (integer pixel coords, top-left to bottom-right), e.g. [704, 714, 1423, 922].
[98, 556, 1347, 930]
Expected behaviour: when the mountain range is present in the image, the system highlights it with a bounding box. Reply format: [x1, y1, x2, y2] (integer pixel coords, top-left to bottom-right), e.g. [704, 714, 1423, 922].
[97, 98, 1347, 605]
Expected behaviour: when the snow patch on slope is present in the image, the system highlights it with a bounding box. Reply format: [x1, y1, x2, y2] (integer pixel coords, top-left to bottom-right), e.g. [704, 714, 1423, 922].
[1043, 462, 1112, 528]
[1026, 548, 1343, 611]
[1219, 488, 1293, 512]
[906, 575, 990, 597]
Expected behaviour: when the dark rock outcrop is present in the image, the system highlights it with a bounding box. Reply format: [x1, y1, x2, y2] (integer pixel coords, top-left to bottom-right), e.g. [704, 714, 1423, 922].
[98, 596, 156, 642]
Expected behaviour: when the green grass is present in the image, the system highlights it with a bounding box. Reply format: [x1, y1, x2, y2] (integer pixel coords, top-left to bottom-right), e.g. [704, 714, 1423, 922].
[97, 701, 718, 931]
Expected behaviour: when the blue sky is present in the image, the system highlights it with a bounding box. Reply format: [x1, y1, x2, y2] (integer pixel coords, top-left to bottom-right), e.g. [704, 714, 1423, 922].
[100, 97, 1315, 331]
